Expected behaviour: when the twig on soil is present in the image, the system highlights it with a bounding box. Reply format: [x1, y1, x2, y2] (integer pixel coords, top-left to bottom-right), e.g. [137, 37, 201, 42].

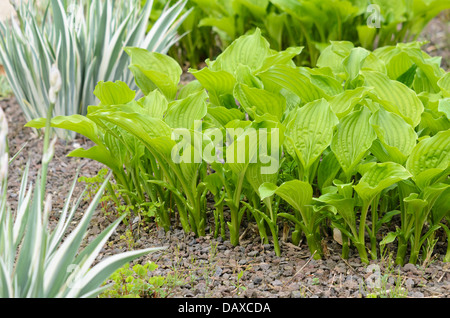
[283, 250, 317, 287]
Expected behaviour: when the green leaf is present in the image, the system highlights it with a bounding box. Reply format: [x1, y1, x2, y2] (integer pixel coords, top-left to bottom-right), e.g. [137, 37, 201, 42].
[317, 150, 341, 191]
[234, 83, 286, 121]
[93, 81, 136, 105]
[25, 115, 102, 146]
[342, 47, 370, 87]
[164, 90, 208, 129]
[369, 107, 417, 164]
[438, 98, 450, 120]
[405, 130, 450, 190]
[363, 70, 424, 127]
[328, 86, 370, 119]
[257, 64, 327, 105]
[137, 90, 168, 119]
[284, 99, 339, 173]
[438, 73, 450, 97]
[189, 67, 236, 107]
[206, 106, 245, 127]
[354, 162, 412, 204]
[258, 46, 303, 73]
[330, 107, 376, 181]
[210, 28, 272, 74]
[380, 231, 398, 246]
[125, 47, 181, 99]
[315, 192, 356, 237]
[259, 179, 313, 215]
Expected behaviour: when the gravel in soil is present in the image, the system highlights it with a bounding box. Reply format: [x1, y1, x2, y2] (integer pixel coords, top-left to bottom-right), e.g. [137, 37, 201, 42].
[2, 14, 450, 299]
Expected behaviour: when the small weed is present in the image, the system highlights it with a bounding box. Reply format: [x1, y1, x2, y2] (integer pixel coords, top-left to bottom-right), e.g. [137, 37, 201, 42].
[362, 252, 408, 298]
[99, 261, 184, 298]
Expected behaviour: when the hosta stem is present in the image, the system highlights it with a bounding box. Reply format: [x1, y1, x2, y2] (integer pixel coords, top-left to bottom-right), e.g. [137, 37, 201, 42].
[305, 233, 322, 260]
[341, 232, 349, 259]
[444, 241, 450, 263]
[357, 202, 370, 264]
[355, 242, 369, 264]
[396, 238, 407, 266]
[370, 235, 377, 260]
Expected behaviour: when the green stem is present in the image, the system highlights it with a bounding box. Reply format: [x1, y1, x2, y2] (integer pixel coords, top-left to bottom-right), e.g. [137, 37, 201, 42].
[305, 233, 322, 260]
[396, 236, 408, 266]
[341, 231, 349, 259]
[229, 171, 246, 246]
[357, 202, 371, 264]
[444, 240, 450, 263]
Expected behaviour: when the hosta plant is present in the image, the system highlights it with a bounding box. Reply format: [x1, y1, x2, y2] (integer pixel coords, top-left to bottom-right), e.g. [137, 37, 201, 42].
[27, 30, 450, 265]
[150, 0, 450, 68]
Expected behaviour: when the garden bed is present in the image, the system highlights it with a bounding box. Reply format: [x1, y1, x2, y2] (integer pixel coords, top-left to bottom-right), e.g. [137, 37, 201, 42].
[3, 95, 450, 298]
[2, 8, 450, 299]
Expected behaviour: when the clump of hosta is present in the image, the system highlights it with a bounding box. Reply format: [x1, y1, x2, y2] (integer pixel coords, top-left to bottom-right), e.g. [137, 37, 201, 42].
[26, 30, 450, 265]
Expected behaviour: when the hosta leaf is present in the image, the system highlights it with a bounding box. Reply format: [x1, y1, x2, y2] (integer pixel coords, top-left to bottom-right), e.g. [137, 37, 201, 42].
[438, 98, 450, 119]
[257, 64, 327, 104]
[316, 41, 386, 78]
[245, 158, 279, 197]
[125, 47, 181, 99]
[284, 99, 339, 171]
[164, 90, 208, 129]
[89, 110, 172, 139]
[189, 67, 236, 107]
[420, 109, 450, 135]
[354, 162, 412, 204]
[317, 150, 341, 191]
[236, 0, 269, 18]
[362, 70, 424, 127]
[93, 81, 136, 105]
[137, 90, 168, 119]
[438, 73, 450, 97]
[178, 80, 204, 100]
[259, 179, 313, 214]
[342, 47, 370, 87]
[235, 64, 264, 89]
[405, 130, 450, 190]
[68, 146, 121, 175]
[331, 107, 376, 181]
[25, 115, 102, 145]
[315, 193, 356, 236]
[328, 86, 370, 118]
[211, 28, 272, 74]
[307, 71, 344, 97]
[206, 106, 245, 127]
[198, 16, 235, 40]
[258, 46, 303, 73]
[431, 187, 450, 224]
[369, 107, 417, 164]
[234, 83, 286, 121]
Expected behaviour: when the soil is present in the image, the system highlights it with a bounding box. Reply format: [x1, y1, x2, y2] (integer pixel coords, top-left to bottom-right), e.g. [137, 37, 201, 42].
[2, 14, 450, 299]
